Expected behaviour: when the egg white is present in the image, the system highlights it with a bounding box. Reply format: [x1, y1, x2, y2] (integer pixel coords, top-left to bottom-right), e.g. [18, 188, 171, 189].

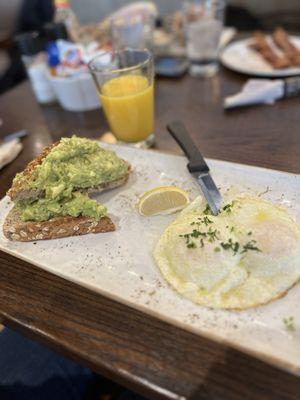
[153, 195, 300, 309]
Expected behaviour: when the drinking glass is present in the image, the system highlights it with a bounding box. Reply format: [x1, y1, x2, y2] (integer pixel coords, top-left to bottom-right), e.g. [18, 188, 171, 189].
[183, 0, 225, 77]
[111, 13, 155, 50]
[89, 49, 154, 148]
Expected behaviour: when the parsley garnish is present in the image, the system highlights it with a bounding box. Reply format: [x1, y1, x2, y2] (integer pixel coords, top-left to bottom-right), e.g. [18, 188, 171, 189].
[191, 216, 213, 226]
[203, 204, 211, 215]
[179, 224, 220, 249]
[191, 229, 206, 239]
[220, 238, 240, 255]
[179, 229, 206, 248]
[220, 238, 261, 255]
[241, 240, 261, 254]
[207, 227, 220, 242]
[222, 201, 235, 214]
[283, 316, 295, 332]
[201, 216, 213, 226]
[179, 203, 262, 254]
[204, 201, 236, 215]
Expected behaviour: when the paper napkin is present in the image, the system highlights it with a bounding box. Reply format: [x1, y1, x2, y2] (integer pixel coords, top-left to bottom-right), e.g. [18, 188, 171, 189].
[224, 79, 284, 109]
[0, 138, 23, 170]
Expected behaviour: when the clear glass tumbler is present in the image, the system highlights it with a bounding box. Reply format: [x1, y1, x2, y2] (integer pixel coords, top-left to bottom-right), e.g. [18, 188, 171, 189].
[89, 49, 155, 148]
[111, 13, 155, 51]
[183, 0, 225, 77]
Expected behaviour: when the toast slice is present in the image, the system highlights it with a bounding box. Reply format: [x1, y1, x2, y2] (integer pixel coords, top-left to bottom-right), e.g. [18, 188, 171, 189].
[8, 141, 131, 202]
[4, 137, 130, 241]
[3, 207, 115, 242]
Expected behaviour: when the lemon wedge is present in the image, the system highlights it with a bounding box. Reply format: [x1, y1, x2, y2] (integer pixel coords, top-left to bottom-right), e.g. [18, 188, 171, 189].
[137, 186, 190, 216]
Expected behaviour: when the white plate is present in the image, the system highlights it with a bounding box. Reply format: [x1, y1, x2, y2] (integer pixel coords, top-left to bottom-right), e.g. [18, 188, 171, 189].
[221, 36, 300, 77]
[0, 144, 300, 375]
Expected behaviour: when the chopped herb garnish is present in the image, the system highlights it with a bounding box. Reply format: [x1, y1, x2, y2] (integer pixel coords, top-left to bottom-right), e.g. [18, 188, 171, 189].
[220, 238, 240, 255]
[201, 216, 213, 226]
[233, 241, 240, 254]
[203, 204, 211, 215]
[180, 206, 262, 255]
[222, 201, 235, 214]
[283, 316, 295, 332]
[191, 229, 206, 238]
[180, 227, 207, 249]
[179, 233, 193, 246]
[207, 227, 220, 242]
[241, 240, 261, 254]
[191, 216, 213, 227]
[179, 222, 220, 249]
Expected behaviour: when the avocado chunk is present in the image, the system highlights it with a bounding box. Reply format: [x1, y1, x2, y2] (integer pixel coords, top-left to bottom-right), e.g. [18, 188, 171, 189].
[14, 136, 127, 222]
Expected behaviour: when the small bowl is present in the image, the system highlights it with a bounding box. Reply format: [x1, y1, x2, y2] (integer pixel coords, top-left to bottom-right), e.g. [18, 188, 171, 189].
[48, 72, 101, 112]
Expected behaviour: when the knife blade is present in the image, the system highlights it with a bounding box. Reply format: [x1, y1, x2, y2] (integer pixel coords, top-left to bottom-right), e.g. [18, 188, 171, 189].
[167, 120, 223, 216]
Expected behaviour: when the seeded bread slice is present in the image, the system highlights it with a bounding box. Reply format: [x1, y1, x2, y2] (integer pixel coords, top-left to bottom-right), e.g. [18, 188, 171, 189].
[7, 142, 58, 201]
[7, 142, 131, 202]
[3, 207, 115, 242]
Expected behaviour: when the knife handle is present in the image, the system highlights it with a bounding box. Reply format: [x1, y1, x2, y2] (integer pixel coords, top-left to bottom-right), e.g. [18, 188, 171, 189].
[284, 77, 300, 98]
[167, 121, 209, 173]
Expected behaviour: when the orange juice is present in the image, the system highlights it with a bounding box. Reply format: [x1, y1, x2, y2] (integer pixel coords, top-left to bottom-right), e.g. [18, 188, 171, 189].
[100, 75, 154, 142]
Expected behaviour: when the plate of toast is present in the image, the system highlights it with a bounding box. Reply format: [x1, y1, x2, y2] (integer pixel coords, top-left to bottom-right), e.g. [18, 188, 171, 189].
[221, 27, 300, 77]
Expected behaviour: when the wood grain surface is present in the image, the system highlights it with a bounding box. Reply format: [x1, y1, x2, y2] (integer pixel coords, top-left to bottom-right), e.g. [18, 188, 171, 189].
[0, 65, 300, 400]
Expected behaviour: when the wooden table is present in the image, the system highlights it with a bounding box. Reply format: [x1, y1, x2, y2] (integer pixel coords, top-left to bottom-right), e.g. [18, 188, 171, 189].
[0, 69, 300, 400]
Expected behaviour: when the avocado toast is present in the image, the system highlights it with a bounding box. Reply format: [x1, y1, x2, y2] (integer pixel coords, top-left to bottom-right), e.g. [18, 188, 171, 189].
[4, 136, 130, 241]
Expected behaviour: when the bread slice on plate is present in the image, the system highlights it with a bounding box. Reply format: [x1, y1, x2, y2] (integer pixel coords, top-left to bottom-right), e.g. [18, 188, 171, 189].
[3, 207, 115, 242]
[8, 141, 131, 202]
[3, 136, 130, 242]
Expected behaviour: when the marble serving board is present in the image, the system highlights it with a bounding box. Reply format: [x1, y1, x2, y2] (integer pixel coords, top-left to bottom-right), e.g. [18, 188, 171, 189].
[0, 144, 299, 376]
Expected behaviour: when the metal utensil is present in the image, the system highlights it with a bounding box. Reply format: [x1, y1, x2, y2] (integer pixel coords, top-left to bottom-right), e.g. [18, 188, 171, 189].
[167, 120, 222, 215]
[3, 130, 27, 142]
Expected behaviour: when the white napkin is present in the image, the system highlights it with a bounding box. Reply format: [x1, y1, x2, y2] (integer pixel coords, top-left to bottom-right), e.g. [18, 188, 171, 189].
[0, 139, 23, 170]
[224, 79, 284, 109]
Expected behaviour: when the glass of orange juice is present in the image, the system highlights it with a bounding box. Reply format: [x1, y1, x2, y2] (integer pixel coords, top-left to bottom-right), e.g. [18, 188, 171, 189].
[89, 49, 154, 148]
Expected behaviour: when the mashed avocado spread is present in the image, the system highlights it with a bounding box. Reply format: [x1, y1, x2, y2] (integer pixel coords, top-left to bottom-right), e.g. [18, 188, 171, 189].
[14, 136, 128, 222]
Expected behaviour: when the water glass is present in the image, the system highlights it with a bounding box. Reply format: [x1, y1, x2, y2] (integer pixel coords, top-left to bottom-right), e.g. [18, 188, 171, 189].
[111, 13, 155, 51]
[183, 0, 225, 77]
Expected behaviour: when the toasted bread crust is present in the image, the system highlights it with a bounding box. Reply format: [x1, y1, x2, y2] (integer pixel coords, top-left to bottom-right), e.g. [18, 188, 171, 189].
[7, 142, 59, 200]
[3, 207, 115, 242]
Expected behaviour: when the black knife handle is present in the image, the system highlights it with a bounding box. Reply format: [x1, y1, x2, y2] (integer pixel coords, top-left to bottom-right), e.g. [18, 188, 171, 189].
[284, 77, 300, 97]
[167, 121, 209, 173]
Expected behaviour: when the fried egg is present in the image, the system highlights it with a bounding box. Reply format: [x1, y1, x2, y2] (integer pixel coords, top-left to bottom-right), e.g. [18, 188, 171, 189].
[153, 195, 300, 309]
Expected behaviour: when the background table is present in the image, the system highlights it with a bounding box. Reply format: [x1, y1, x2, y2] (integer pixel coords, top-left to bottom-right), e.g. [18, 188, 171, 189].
[0, 66, 300, 400]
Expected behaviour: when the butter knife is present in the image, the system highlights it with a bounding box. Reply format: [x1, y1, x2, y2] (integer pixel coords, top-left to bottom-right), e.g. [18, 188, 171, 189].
[167, 121, 222, 216]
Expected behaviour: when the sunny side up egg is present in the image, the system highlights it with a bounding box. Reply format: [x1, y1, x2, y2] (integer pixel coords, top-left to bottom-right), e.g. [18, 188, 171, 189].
[153, 195, 300, 309]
